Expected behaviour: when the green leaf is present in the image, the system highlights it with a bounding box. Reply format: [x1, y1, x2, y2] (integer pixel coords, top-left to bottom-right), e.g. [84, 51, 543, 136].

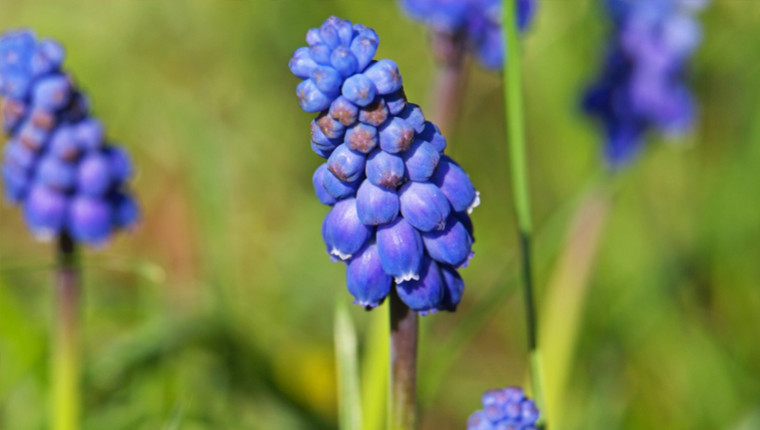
[334, 300, 363, 430]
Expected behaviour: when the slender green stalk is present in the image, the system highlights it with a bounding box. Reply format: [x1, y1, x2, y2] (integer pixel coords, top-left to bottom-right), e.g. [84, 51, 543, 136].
[53, 233, 80, 430]
[334, 300, 363, 430]
[388, 288, 417, 430]
[503, 1, 546, 428]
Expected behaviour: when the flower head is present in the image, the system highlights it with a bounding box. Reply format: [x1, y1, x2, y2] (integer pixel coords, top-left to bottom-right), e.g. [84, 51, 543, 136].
[399, 0, 537, 69]
[467, 386, 539, 430]
[290, 16, 478, 314]
[583, 0, 708, 166]
[0, 30, 138, 245]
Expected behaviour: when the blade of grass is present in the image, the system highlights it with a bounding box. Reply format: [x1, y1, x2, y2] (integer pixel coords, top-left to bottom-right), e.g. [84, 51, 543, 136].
[362, 304, 389, 430]
[541, 184, 612, 428]
[335, 300, 363, 430]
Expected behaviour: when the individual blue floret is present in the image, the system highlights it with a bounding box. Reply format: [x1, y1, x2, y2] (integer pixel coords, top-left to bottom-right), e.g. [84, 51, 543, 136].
[291, 16, 480, 313]
[0, 29, 139, 246]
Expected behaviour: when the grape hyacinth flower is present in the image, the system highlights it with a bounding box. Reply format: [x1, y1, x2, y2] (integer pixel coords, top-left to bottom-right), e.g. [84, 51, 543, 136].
[467, 387, 539, 430]
[399, 0, 537, 69]
[583, 0, 708, 166]
[0, 29, 138, 245]
[290, 16, 479, 316]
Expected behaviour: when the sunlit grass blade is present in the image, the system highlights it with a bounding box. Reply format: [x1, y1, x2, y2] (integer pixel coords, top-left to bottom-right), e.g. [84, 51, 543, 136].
[335, 300, 363, 430]
[541, 185, 611, 428]
[162, 400, 185, 430]
[362, 302, 389, 430]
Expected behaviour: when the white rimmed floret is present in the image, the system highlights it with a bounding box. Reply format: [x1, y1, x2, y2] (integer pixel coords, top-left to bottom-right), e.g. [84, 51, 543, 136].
[394, 271, 420, 284]
[330, 247, 353, 261]
[467, 190, 481, 214]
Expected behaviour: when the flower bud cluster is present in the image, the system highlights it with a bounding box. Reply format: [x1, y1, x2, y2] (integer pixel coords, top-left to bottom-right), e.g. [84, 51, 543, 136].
[399, 0, 537, 69]
[0, 30, 138, 245]
[290, 16, 480, 314]
[467, 387, 540, 430]
[583, 0, 707, 166]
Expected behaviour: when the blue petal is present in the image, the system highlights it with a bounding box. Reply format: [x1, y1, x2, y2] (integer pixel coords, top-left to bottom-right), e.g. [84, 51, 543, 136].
[422, 215, 472, 267]
[310, 65, 343, 96]
[376, 216, 424, 282]
[363, 59, 403, 95]
[329, 96, 359, 127]
[330, 46, 359, 78]
[403, 138, 440, 182]
[38, 155, 77, 191]
[24, 185, 67, 240]
[345, 123, 378, 154]
[398, 103, 426, 134]
[399, 181, 451, 232]
[366, 148, 405, 189]
[438, 264, 465, 311]
[431, 155, 479, 213]
[313, 164, 337, 206]
[289, 47, 318, 79]
[383, 89, 408, 115]
[327, 143, 366, 183]
[350, 31, 378, 71]
[379, 117, 414, 153]
[342, 74, 377, 107]
[356, 179, 399, 226]
[315, 110, 346, 140]
[322, 198, 373, 260]
[346, 242, 392, 309]
[68, 196, 113, 245]
[297, 79, 332, 113]
[396, 256, 444, 314]
[322, 166, 361, 200]
[358, 98, 389, 126]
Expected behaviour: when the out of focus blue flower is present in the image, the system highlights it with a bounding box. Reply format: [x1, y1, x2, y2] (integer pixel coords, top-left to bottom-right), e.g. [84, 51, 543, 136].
[583, 0, 708, 166]
[0, 30, 139, 245]
[290, 16, 480, 314]
[467, 386, 539, 430]
[399, 0, 537, 69]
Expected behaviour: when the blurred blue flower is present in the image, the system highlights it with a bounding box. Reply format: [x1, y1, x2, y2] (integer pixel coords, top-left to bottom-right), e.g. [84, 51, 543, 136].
[399, 0, 537, 69]
[0, 30, 138, 245]
[290, 16, 480, 314]
[583, 0, 708, 166]
[467, 386, 540, 430]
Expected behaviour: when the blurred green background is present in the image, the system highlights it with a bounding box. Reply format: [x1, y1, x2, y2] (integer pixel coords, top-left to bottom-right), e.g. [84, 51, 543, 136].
[1, 1, 759, 429]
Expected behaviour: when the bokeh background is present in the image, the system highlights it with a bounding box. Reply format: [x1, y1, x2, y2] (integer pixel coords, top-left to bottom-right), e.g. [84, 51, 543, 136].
[1, 1, 759, 429]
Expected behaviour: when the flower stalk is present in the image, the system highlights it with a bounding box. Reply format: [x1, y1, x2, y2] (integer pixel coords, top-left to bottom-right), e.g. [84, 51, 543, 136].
[53, 233, 80, 430]
[503, 0, 547, 428]
[389, 287, 418, 430]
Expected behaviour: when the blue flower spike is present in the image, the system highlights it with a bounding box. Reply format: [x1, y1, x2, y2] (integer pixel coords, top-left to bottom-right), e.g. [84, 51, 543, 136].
[0, 29, 138, 246]
[583, 0, 708, 166]
[467, 386, 540, 430]
[290, 16, 480, 313]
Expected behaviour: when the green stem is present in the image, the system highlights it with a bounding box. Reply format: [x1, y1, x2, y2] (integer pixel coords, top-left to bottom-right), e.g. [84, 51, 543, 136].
[388, 288, 417, 430]
[503, 0, 547, 428]
[54, 233, 80, 430]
